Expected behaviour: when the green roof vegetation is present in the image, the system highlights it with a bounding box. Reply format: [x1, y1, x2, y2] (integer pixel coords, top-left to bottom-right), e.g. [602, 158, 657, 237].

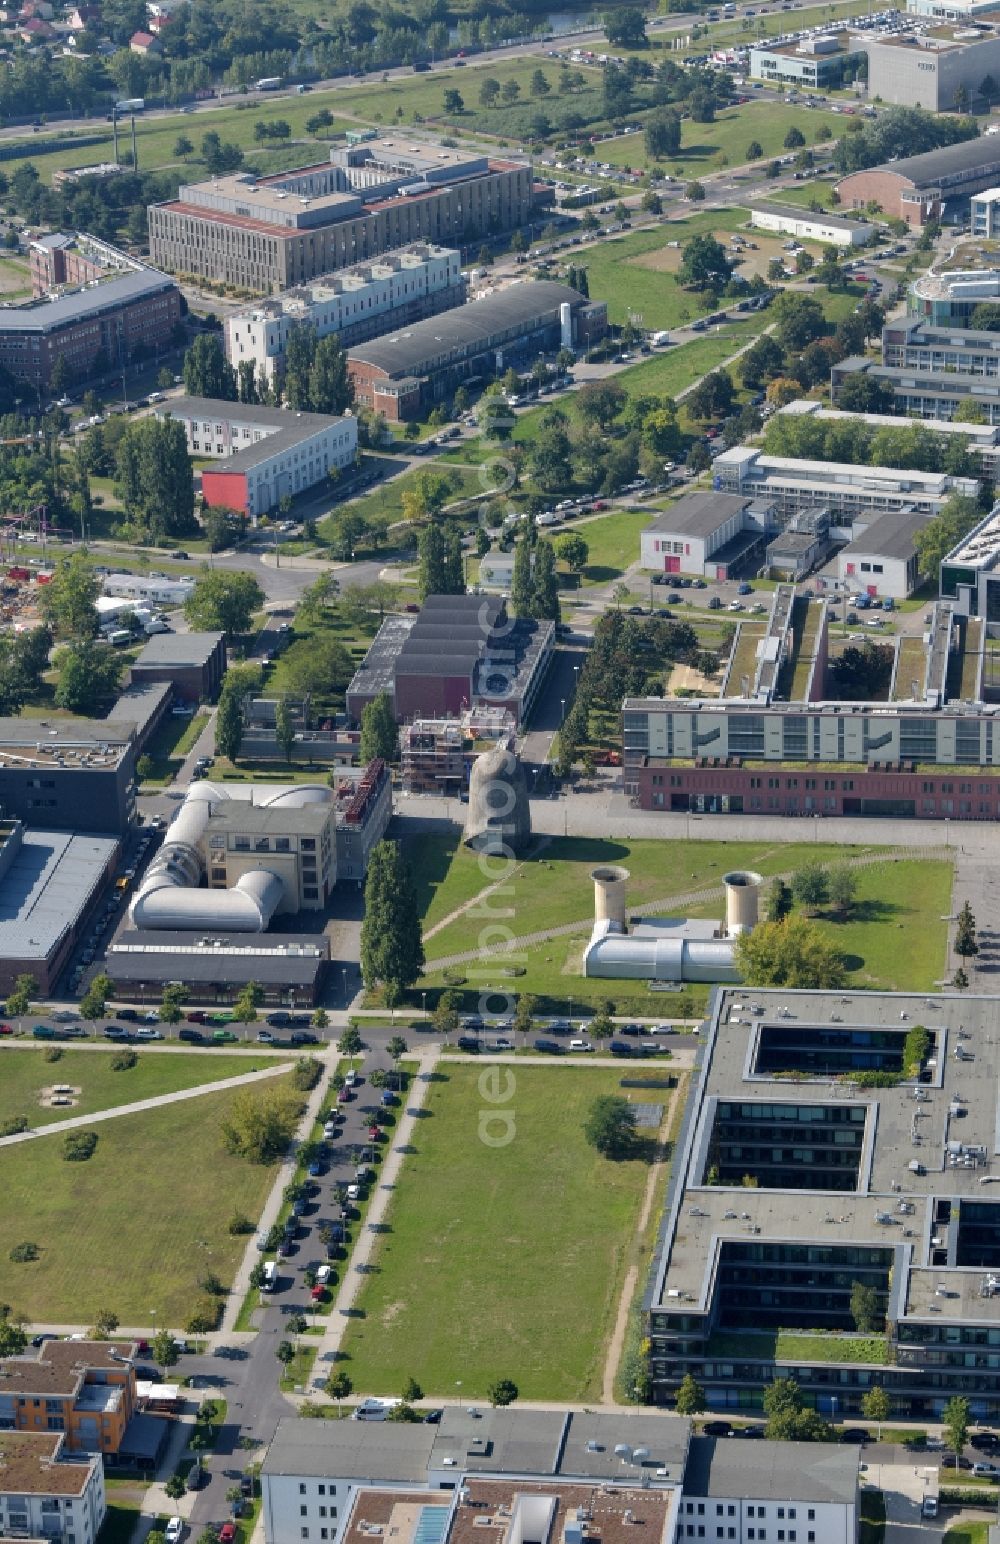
[893, 636, 927, 702]
[706, 1329, 890, 1364]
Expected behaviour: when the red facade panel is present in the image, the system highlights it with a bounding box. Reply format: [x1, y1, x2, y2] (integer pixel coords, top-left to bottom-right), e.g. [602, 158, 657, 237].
[201, 469, 249, 515]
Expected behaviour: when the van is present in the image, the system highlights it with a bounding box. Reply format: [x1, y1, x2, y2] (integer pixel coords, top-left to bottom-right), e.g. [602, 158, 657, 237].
[261, 1261, 277, 1292]
[352, 1398, 401, 1421]
[107, 629, 132, 647]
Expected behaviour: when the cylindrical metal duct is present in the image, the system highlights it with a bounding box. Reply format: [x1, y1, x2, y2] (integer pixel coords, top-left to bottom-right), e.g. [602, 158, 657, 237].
[592, 865, 630, 931]
[723, 870, 763, 936]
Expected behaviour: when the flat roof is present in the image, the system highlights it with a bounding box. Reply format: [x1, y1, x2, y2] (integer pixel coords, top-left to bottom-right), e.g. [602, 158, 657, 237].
[0, 716, 132, 766]
[132, 630, 224, 668]
[0, 828, 118, 964]
[684, 1438, 858, 1504]
[347, 283, 587, 378]
[159, 397, 350, 470]
[749, 201, 871, 232]
[839, 507, 927, 561]
[448, 1478, 678, 1544]
[0, 1433, 95, 1497]
[264, 1419, 435, 1481]
[645, 491, 750, 541]
[206, 802, 331, 835]
[0, 1340, 133, 1397]
[0, 267, 175, 333]
[944, 504, 1000, 569]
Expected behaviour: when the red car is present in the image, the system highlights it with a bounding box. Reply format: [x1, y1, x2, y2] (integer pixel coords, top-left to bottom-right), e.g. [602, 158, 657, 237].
[310, 1284, 325, 1302]
[186, 1010, 207, 1024]
[338, 1086, 350, 1102]
[220, 1526, 236, 1544]
[368, 1124, 381, 1141]
[0, 1022, 12, 1035]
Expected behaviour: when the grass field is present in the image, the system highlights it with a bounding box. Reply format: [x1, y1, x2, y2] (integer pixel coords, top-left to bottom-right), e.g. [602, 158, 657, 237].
[138, 710, 210, 785]
[338, 1064, 653, 1399]
[314, 461, 484, 551]
[0, 1047, 271, 1131]
[706, 1329, 889, 1364]
[766, 178, 839, 211]
[571, 510, 650, 585]
[590, 102, 845, 179]
[0, 1078, 294, 1323]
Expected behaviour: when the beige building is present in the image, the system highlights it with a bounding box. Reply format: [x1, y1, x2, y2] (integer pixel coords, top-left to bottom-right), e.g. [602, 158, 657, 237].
[204, 802, 336, 911]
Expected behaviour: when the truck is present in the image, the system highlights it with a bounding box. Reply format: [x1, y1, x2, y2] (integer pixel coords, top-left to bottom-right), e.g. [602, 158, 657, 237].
[255, 76, 283, 90]
[115, 97, 145, 113]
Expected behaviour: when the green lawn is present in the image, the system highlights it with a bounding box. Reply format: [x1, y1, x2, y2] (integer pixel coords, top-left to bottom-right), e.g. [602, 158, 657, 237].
[138, 710, 210, 786]
[0, 1048, 271, 1130]
[0, 1079, 295, 1323]
[565, 210, 748, 329]
[572, 510, 650, 585]
[766, 178, 838, 211]
[338, 1064, 652, 1399]
[591, 102, 846, 178]
[314, 462, 485, 551]
[945, 1526, 990, 1544]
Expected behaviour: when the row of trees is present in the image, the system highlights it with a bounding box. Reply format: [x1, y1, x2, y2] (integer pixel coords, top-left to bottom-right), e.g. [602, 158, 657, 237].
[183, 329, 354, 420]
[762, 412, 977, 481]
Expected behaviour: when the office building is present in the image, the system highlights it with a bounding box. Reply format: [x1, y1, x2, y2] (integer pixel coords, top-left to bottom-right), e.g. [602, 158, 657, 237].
[224, 245, 465, 386]
[29, 231, 140, 297]
[831, 353, 1000, 422]
[148, 140, 534, 295]
[106, 929, 331, 1006]
[0, 819, 118, 993]
[837, 136, 1000, 226]
[0, 1432, 106, 1544]
[866, 25, 1000, 111]
[749, 31, 866, 86]
[129, 630, 227, 703]
[972, 185, 1000, 235]
[941, 503, 1000, 625]
[909, 250, 1000, 325]
[0, 265, 180, 391]
[154, 397, 358, 521]
[647, 986, 1000, 1420]
[883, 315, 1000, 374]
[775, 396, 1000, 453]
[346, 595, 554, 727]
[909, 0, 1000, 18]
[623, 585, 1000, 820]
[0, 1341, 137, 1456]
[711, 445, 977, 524]
[836, 507, 926, 598]
[681, 1440, 858, 1544]
[640, 491, 772, 580]
[747, 203, 873, 249]
[346, 282, 607, 421]
[0, 717, 137, 835]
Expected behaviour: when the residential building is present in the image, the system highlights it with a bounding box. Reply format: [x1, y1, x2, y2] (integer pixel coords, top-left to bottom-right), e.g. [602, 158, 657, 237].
[711, 445, 977, 525]
[972, 186, 1000, 235]
[0, 1341, 137, 1456]
[0, 819, 118, 993]
[749, 31, 866, 86]
[647, 986, 1000, 1420]
[837, 136, 1000, 225]
[0, 717, 136, 835]
[830, 354, 1000, 422]
[224, 245, 465, 386]
[129, 630, 227, 703]
[148, 140, 535, 295]
[747, 203, 873, 248]
[153, 397, 357, 521]
[866, 24, 1000, 111]
[0, 264, 180, 391]
[681, 1439, 858, 1544]
[0, 1432, 106, 1544]
[836, 507, 926, 598]
[639, 491, 772, 580]
[129, 27, 159, 50]
[346, 595, 554, 727]
[623, 585, 1000, 820]
[346, 282, 607, 421]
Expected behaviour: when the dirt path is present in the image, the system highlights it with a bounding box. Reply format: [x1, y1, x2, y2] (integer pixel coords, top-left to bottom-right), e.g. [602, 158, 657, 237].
[601, 1077, 685, 1405]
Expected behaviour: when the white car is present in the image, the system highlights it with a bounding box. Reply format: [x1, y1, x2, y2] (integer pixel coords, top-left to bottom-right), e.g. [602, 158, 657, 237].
[142, 1010, 160, 1023]
[346, 1183, 360, 1201]
[136, 1026, 163, 1040]
[569, 1038, 593, 1052]
[344, 1069, 357, 1087]
[316, 1264, 332, 1284]
[166, 1521, 183, 1544]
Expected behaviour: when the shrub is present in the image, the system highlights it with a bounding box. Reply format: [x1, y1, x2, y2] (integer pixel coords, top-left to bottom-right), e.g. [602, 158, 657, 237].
[9, 1241, 38, 1262]
[63, 1130, 98, 1162]
[110, 1049, 138, 1071]
[228, 1211, 254, 1235]
[43, 1046, 62, 1063]
[0, 1116, 28, 1136]
[291, 1056, 322, 1092]
[186, 1298, 222, 1334]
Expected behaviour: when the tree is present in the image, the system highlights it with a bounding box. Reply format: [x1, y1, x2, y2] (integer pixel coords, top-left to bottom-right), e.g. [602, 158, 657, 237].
[274, 697, 296, 764]
[40, 553, 98, 641]
[953, 965, 970, 991]
[54, 640, 120, 714]
[115, 416, 196, 542]
[6, 974, 34, 1018]
[360, 842, 424, 1006]
[955, 899, 979, 958]
[487, 1378, 519, 1407]
[531, 68, 551, 98]
[791, 863, 829, 913]
[325, 1370, 353, 1399]
[92, 1309, 119, 1339]
[943, 1395, 970, 1470]
[817, 245, 845, 291]
[443, 88, 464, 114]
[183, 334, 236, 401]
[232, 981, 263, 1024]
[674, 1372, 705, 1416]
[860, 1386, 890, 1440]
[746, 140, 763, 160]
[185, 570, 264, 637]
[512, 993, 537, 1044]
[783, 125, 805, 149]
[387, 1034, 407, 1066]
[501, 79, 520, 104]
[828, 866, 857, 919]
[173, 135, 194, 158]
[0, 1316, 27, 1358]
[338, 1026, 363, 1056]
[221, 1087, 300, 1162]
[772, 293, 825, 353]
[165, 1475, 187, 1502]
[645, 106, 681, 161]
[215, 686, 244, 763]
[577, 379, 626, 430]
[685, 181, 706, 202]
[740, 335, 785, 390]
[80, 972, 111, 1021]
[765, 878, 792, 925]
[360, 693, 399, 763]
[914, 493, 980, 583]
[687, 369, 734, 421]
[678, 233, 730, 292]
[530, 539, 560, 622]
[417, 524, 458, 601]
[479, 77, 500, 107]
[202, 505, 239, 553]
[308, 335, 354, 416]
[433, 990, 460, 1035]
[734, 916, 846, 990]
[556, 532, 589, 574]
[850, 1280, 882, 1334]
[510, 532, 533, 618]
[584, 1095, 637, 1159]
[283, 321, 316, 409]
[312, 1007, 329, 1031]
[152, 1328, 178, 1377]
[276, 1340, 295, 1369]
[403, 1376, 423, 1401]
[763, 1379, 831, 1443]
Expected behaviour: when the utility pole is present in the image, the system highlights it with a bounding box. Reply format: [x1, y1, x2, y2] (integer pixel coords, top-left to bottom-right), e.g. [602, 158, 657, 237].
[112, 106, 119, 166]
[131, 113, 138, 172]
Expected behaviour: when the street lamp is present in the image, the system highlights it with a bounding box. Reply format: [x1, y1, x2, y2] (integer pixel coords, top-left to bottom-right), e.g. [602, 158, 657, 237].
[942, 914, 957, 979]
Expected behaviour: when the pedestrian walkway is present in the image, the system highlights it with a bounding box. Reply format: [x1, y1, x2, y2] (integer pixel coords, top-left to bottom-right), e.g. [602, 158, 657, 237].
[0, 1062, 295, 1148]
[309, 1046, 441, 1390]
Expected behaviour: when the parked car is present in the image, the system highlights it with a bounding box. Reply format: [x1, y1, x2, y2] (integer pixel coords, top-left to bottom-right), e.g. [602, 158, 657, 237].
[117, 1007, 139, 1022]
[165, 1520, 184, 1544]
[136, 1026, 163, 1040]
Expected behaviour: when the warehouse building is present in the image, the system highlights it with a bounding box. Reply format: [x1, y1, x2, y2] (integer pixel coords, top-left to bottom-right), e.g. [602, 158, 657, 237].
[748, 202, 873, 248]
[0, 264, 181, 391]
[0, 1433, 106, 1544]
[148, 140, 534, 295]
[866, 25, 1000, 111]
[106, 929, 331, 1006]
[224, 244, 465, 386]
[640, 491, 772, 580]
[129, 630, 227, 703]
[837, 135, 1000, 226]
[346, 282, 607, 421]
[153, 397, 358, 520]
[836, 507, 926, 598]
[0, 819, 119, 994]
[749, 30, 866, 86]
[647, 985, 1000, 1420]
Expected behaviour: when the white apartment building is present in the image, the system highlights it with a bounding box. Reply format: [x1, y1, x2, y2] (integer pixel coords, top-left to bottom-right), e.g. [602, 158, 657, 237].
[681, 1440, 858, 1544]
[0, 1432, 106, 1544]
[972, 188, 1000, 238]
[225, 245, 465, 385]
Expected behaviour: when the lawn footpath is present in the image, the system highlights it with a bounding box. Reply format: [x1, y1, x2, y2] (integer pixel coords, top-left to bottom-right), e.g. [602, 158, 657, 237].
[0, 1048, 262, 1131]
[337, 1064, 652, 1400]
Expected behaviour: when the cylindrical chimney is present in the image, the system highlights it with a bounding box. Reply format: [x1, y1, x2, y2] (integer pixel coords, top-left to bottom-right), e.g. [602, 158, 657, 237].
[723, 870, 762, 936]
[592, 866, 629, 931]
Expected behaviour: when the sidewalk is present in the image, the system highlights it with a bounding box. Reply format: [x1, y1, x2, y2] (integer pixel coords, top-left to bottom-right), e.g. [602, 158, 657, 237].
[309, 1046, 441, 1390]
